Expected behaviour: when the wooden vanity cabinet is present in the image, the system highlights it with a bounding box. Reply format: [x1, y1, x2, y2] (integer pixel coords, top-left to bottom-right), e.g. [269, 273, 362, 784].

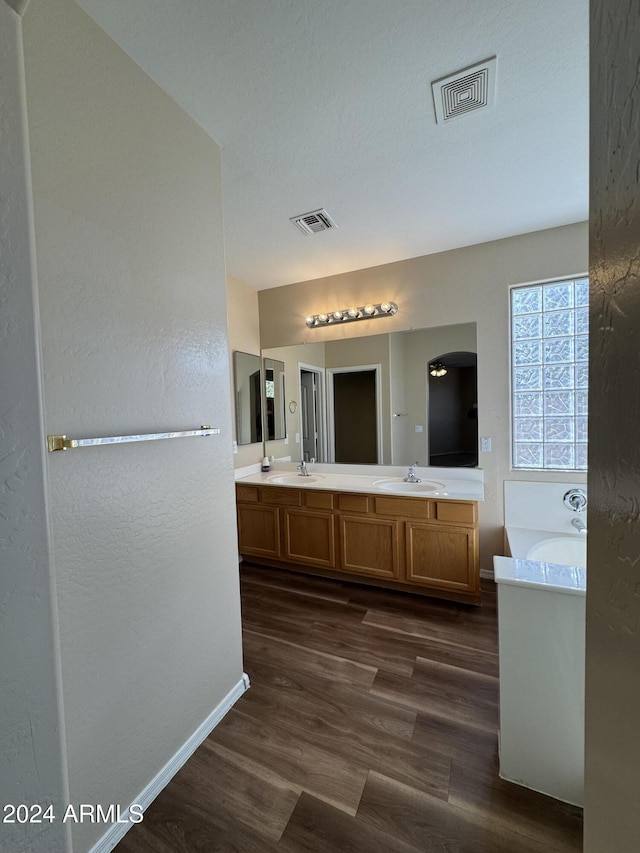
[405, 522, 477, 594]
[405, 498, 478, 594]
[236, 486, 281, 559]
[339, 515, 400, 580]
[235, 484, 480, 604]
[283, 508, 336, 568]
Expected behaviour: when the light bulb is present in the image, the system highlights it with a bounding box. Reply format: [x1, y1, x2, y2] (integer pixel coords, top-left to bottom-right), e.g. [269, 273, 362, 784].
[363, 304, 375, 315]
[380, 301, 391, 313]
[305, 316, 315, 327]
[347, 308, 359, 318]
[333, 310, 343, 321]
[318, 313, 328, 323]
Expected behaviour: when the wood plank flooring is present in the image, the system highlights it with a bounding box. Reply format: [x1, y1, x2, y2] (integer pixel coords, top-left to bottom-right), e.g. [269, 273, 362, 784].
[115, 564, 583, 852]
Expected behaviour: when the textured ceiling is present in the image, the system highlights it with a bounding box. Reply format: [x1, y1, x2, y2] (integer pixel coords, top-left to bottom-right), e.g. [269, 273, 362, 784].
[75, 0, 588, 289]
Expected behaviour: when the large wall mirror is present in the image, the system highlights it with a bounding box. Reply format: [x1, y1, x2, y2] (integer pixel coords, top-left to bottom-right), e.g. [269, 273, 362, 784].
[262, 322, 478, 467]
[233, 351, 263, 445]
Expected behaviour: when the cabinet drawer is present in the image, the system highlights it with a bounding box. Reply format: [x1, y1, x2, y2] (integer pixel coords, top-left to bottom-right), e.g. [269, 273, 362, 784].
[236, 485, 259, 503]
[435, 501, 476, 524]
[374, 496, 432, 519]
[338, 494, 370, 513]
[261, 486, 301, 506]
[304, 490, 334, 510]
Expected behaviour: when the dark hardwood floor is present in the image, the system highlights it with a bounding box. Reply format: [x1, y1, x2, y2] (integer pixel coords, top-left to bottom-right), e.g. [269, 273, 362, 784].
[116, 564, 583, 852]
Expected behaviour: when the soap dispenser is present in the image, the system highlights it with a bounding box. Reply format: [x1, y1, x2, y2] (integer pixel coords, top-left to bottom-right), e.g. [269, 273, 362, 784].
[261, 456, 270, 472]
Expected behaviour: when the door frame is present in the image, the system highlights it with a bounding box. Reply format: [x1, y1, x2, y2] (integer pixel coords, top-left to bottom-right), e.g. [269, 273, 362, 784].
[326, 364, 383, 463]
[298, 362, 327, 462]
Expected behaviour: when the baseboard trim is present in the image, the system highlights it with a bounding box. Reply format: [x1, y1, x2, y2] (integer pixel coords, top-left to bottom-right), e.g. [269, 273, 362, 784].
[88, 673, 249, 853]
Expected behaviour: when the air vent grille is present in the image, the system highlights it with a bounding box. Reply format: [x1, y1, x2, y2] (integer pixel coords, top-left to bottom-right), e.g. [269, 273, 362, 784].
[290, 208, 337, 235]
[432, 57, 496, 123]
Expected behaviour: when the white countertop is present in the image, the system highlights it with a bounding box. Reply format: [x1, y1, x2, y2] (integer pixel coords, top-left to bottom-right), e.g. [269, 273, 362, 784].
[235, 462, 484, 502]
[494, 555, 586, 596]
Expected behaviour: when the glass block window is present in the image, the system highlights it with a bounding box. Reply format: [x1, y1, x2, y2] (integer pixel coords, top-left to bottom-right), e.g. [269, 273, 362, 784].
[511, 277, 588, 470]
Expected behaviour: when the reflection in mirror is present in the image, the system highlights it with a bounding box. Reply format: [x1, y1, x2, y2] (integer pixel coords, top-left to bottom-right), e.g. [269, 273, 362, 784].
[233, 351, 262, 445]
[263, 322, 477, 467]
[428, 351, 478, 467]
[301, 365, 326, 462]
[264, 357, 286, 441]
[330, 366, 381, 463]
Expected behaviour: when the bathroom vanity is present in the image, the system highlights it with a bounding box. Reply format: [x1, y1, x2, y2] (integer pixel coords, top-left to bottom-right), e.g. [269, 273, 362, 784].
[235, 466, 483, 604]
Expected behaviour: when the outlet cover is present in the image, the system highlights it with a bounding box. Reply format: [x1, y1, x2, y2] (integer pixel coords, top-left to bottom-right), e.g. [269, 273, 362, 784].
[232, 440, 238, 455]
[481, 436, 492, 452]
[415, 425, 424, 433]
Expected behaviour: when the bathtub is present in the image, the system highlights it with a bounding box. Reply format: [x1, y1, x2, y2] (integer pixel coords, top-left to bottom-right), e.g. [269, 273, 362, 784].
[494, 481, 586, 807]
[499, 479, 587, 593]
[507, 526, 585, 566]
[502, 526, 586, 593]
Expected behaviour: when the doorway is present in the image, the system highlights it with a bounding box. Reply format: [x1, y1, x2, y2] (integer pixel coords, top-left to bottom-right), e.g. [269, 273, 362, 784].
[428, 352, 478, 467]
[327, 365, 382, 464]
[299, 365, 326, 462]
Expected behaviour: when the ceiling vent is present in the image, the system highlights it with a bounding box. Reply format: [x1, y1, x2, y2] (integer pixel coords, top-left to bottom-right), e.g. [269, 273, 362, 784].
[290, 208, 337, 235]
[432, 57, 497, 124]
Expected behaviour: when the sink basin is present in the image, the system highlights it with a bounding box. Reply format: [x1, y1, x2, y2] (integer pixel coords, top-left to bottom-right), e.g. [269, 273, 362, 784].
[374, 479, 445, 494]
[267, 474, 325, 486]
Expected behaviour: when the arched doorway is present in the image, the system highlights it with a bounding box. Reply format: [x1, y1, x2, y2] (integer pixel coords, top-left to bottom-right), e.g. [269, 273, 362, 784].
[428, 351, 478, 467]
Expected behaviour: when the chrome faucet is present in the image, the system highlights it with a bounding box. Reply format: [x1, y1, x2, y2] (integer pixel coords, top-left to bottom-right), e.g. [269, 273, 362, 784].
[571, 516, 587, 533]
[563, 488, 587, 513]
[297, 460, 310, 477]
[404, 463, 421, 483]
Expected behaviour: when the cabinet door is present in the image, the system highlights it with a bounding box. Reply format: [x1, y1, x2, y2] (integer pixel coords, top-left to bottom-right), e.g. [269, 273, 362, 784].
[405, 521, 478, 594]
[283, 509, 336, 568]
[339, 515, 399, 580]
[237, 504, 281, 558]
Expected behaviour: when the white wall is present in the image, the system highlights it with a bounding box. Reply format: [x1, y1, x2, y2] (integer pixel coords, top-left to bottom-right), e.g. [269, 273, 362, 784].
[0, 4, 70, 850]
[227, 275, 263, 469]
[22, 2, 244, 850]
[258, 223, 588, 571]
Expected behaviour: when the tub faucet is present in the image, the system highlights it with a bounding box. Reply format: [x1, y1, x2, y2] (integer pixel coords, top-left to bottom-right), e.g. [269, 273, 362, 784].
[404, 463, 421, 483]
[297, 460, 310, 477]
[571, 516, 587, 533]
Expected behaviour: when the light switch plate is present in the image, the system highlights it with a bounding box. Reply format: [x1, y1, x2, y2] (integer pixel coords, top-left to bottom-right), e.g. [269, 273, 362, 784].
[481, 436, 492, 452]
[415, 425, 424, 433]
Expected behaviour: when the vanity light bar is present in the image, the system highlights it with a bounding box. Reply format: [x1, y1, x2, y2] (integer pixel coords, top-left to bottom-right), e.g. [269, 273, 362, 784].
[305, 301, 397, 328]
